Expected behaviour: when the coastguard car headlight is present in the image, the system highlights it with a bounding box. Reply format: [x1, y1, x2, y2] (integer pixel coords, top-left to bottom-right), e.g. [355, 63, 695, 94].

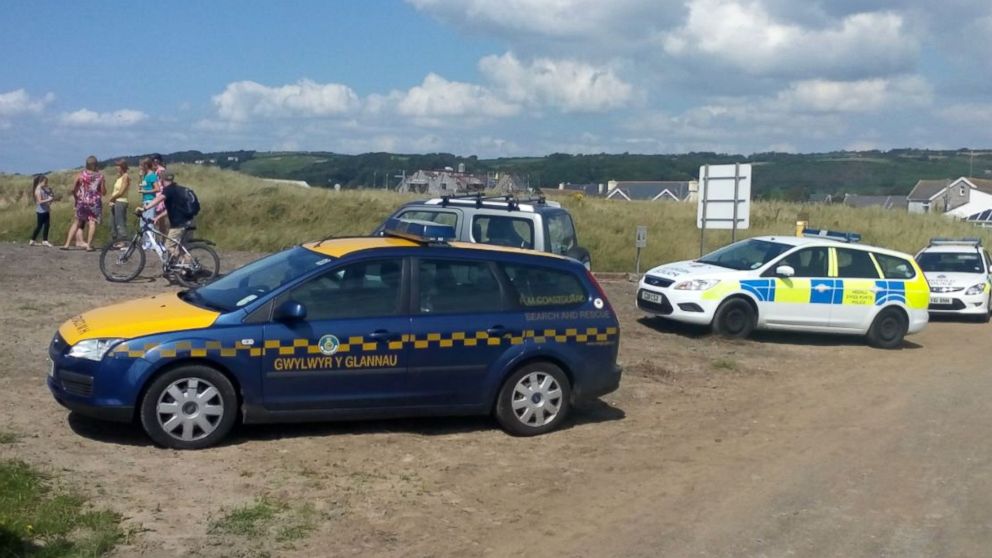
[965, 283, 987, 296]
[68, 338, 124, 361]
[673, 279, 720, 291]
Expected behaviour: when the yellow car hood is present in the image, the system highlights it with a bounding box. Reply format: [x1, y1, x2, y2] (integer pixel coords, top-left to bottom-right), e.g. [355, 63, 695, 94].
[58, 292, 220, 345]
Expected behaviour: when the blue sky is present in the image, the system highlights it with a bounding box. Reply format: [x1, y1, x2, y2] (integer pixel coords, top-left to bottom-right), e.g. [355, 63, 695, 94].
[2, 0, 991, 172]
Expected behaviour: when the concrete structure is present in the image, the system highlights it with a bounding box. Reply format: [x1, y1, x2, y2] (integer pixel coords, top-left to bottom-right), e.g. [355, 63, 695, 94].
[605, 180, 698, 202]
[396, 170, 486, 195]
[396, 170, 525, 195]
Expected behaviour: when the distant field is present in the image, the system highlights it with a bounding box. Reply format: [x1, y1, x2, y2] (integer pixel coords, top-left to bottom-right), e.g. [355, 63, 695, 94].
[3, 164, 991, 271]
[238, 154, 328, 177]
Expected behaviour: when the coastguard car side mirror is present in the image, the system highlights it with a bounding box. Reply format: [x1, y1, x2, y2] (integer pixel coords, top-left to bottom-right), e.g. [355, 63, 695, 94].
[775, 265, 795, 277]
[274, 300, 307, 322]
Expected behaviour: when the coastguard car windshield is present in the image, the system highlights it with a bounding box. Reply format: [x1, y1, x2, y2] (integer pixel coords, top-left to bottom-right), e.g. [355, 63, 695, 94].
[697, 239, 792, 271]
[189, 247, 335, 311]
[917, 252, 984, 273]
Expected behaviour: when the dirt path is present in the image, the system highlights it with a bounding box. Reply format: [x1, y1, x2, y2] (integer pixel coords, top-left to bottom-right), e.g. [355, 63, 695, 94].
[1, 242, 990, 557]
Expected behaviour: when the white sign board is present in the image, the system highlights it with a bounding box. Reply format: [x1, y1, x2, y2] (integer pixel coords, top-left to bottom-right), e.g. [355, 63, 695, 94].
[696, 163, 751, 230]
[635, 225, 647, 248]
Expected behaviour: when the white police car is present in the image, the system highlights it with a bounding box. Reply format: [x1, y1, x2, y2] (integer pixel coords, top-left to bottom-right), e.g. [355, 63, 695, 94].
[637, 229, 930, 348]
[915, 238, 992, 321]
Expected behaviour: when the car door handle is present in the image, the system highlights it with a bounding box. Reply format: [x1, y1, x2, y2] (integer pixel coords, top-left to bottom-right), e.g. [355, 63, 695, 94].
[486, 325, 516, 337]
[368, 330, 401, 342]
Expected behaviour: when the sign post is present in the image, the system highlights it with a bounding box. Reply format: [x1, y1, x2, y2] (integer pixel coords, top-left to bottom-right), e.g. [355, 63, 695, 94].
[697, 163, 752, 255]
[635, 225, 647, 274]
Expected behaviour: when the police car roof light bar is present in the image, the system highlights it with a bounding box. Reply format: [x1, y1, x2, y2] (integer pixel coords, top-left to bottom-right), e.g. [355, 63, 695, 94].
[802, 227, 862, 243]
[928, 237, 982, 247]
[382, 218, 455, 244]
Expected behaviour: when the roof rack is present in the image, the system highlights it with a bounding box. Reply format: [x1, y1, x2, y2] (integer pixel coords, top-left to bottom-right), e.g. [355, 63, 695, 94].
[382, 218, 455, 244]
[437, 192, 549, 211]
[928, 237, 982, 247]
[802, 227, 862, 243]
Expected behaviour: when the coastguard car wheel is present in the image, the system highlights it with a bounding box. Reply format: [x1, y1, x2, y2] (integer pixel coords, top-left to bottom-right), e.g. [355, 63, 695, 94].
[712, 299, 756, 338]
[495, 362, 571, 436]
[867, 308, 908, 349]
[140, 365, 238, 449]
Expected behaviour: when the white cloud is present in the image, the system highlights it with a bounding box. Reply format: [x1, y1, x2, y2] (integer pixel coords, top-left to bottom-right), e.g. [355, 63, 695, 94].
[59, 108, 148, 127]
[0, 89, 54, 117]
[407, 0, 665, 40]
[662, 0, 918, 79]
[479, 52, 634, 112]
[213, 79, 360, 121]
[939, 103, 992, 127]
[393, 73, 520, 119]
[776, 76, 932, 113]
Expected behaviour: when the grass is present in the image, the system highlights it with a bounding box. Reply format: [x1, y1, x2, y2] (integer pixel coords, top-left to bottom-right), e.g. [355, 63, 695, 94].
[208, 497, 319, 544]
[0, 460, 124, 557]
[0, 431, 17, 444]
[711, 358, 739, 371]
[4, 164, 992, 271]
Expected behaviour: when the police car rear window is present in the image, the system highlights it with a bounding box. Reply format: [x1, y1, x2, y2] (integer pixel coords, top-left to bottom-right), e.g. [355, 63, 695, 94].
[874, 253, 916, 279]
[502, 264, 586, 308]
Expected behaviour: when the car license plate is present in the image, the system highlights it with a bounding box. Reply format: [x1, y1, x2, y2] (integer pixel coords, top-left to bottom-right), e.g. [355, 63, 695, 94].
[48, 360, 55, 378]
[931, 296, 951, 305]
[641, 290, 665, 304]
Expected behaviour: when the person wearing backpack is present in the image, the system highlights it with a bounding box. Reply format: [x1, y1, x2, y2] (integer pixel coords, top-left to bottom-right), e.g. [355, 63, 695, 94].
[137, 171, 200, 262]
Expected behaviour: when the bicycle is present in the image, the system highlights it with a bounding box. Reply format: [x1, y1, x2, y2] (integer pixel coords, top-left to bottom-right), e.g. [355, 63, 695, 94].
[99, 213, 220, 287]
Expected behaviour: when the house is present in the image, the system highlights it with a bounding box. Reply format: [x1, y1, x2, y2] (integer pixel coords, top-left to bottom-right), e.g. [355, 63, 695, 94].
[842, 194, 908, 210]
[907, 179, 957, 213]
[943, 178, 992, 222]
[605, 180, 698, 202]
[907, 177, 992, 217]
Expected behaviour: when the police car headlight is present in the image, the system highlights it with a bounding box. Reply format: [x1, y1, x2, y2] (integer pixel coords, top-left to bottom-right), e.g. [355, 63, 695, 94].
[965, 283, 986, 296]
[68, 338, 124, 361]
[673, 279, 720, 291]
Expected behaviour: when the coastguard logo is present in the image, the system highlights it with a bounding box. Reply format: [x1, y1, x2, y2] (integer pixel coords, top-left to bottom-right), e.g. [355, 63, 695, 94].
[318, 334, 340, 356]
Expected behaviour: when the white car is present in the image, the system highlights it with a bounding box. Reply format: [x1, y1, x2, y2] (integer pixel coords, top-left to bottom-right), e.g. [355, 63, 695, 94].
[915, 238, 992, 321]
[637, 230, 930, 348]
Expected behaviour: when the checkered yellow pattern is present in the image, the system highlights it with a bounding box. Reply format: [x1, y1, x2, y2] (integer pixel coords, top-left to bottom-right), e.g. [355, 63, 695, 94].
[109, 326, 618, 359]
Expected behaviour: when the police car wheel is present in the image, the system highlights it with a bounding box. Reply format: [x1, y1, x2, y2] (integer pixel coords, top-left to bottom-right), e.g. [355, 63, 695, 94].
[140, 366, 238, 449]
[867, 308, 907, 349]
[495, 363, 571, 437]
[712, 299, 755, 338]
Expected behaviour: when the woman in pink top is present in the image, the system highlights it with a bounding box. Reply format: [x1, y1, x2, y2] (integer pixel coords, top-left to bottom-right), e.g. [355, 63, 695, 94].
[62, 155, 106, 251]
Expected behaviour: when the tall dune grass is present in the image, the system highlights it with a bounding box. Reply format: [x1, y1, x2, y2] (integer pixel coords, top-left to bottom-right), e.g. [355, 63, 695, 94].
[2, 164, 990, 271]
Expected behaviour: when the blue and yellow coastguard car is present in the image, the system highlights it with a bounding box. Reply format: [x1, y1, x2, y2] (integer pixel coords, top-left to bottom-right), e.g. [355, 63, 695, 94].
[637, 229, 929, 348]
[48, 220, 621, 449]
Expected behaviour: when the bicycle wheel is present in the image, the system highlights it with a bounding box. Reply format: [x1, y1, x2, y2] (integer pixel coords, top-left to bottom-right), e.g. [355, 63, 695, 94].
[100, 239, 146, 282]
[174, 243, 220, 288]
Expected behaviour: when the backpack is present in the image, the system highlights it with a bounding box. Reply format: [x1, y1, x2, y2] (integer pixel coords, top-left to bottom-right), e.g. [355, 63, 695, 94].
[173, 184, 201, 218]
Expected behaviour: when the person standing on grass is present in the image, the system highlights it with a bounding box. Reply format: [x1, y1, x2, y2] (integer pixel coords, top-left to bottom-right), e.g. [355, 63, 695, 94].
[108, 159, 131, 244]
[138, 158, 158, 228]
[151, 153, 168, 233]
[138, 171, 192, 262]
[28, 174, 54, 246]
[62, 155, 105, 251]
